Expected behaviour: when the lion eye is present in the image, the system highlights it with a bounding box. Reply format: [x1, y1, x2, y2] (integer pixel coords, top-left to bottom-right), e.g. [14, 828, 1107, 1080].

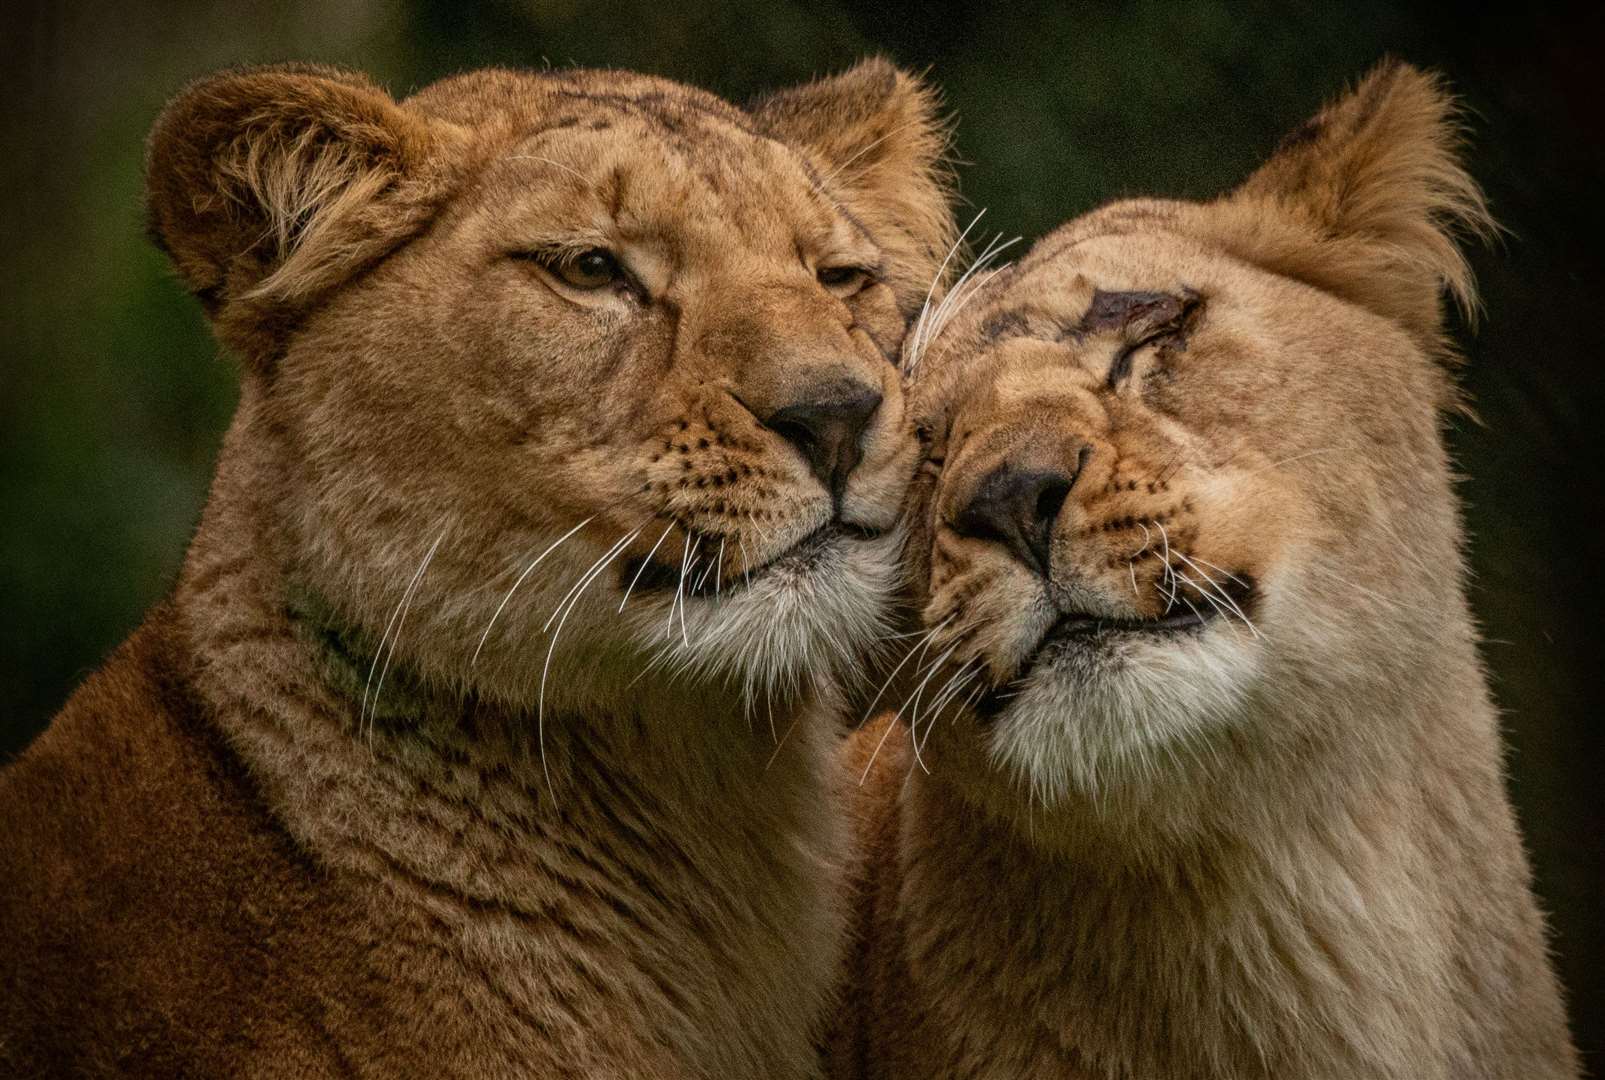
[818, 265, 870, 296]
[554, 249, 621, 289]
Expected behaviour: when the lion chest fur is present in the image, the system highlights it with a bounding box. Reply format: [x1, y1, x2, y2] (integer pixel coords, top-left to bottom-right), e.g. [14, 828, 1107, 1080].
[835, 696, 1571, 1080]
[2, 578, 849, 1080]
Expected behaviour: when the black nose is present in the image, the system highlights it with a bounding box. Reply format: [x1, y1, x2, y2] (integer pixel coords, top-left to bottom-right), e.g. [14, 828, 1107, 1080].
[951, 453, 1086, 578]
[762, 383, 882, 502]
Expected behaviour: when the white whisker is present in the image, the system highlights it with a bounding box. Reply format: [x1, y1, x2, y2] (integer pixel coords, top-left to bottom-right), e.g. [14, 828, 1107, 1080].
[900, 645, 959, 775]
[505, 154, 590, 183]
[859, 615, 952, 723]
[364, 525, 448, 735]
[472, 515, 595, 665]
[536, 526, 641, 800]
[619, 521, 675, 613]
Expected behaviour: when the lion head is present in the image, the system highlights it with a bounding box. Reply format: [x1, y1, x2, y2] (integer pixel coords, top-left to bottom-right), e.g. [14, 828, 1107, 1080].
[145, 60, 955, 720]
[898, 61, 1493, 808]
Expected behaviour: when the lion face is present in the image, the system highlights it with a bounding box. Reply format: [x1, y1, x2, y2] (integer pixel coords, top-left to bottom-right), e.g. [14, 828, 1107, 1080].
[146, 62, 955, 715]
[899, 63, 1491, 804]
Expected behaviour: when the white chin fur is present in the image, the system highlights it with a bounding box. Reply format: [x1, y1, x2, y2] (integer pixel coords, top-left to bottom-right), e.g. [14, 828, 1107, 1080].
[626, 530, 902, 709]
[986, 624, 1262, 805]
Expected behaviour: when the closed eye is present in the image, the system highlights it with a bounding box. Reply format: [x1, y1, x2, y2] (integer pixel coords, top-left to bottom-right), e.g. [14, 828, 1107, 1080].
[1106, 339, 1146, 388]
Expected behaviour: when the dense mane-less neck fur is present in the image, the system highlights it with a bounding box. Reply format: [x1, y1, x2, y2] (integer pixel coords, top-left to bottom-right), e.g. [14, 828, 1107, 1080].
[846, 634, 1569, 1078]
[172, 408, 850, 1078]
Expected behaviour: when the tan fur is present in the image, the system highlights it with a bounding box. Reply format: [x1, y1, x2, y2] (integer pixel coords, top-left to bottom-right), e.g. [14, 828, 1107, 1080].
[834, 62, 1577, 1079]
[2, 60, 957, 1077]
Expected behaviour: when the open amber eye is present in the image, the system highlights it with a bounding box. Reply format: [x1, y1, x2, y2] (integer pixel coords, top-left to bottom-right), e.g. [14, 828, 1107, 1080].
[817, 265, 870, 295]
[555, 249, 621, 289]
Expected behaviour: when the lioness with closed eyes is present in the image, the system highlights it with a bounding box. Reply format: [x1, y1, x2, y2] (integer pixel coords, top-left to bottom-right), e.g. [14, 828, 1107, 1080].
[834, 62, 1577, 1079]
[0, 60, 954, 1077]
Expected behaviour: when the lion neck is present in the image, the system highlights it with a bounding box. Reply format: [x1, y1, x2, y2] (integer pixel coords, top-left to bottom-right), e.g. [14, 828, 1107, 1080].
[169, 406, 848, 956]
[880, 639, 1504, 1078]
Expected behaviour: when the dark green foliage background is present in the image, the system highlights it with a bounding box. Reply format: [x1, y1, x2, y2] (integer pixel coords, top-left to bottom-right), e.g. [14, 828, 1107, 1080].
[3, 0, 1599, 1060]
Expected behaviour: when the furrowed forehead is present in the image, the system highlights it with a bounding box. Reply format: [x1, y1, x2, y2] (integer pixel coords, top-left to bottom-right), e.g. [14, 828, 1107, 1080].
[416, 72, 870, 256]
[913, 226, 1208, 415]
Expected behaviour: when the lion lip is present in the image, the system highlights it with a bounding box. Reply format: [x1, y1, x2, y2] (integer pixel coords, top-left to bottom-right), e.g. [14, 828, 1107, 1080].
[623, 521, 882, 599]
[1039, 573, 1256, 648]
[972, 574, 1257, 724]
[1045, 604, 1212, 639]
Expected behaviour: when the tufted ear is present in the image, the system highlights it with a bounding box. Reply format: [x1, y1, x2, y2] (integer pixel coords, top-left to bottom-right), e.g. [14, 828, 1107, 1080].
[751, 58, 958, 316]
[1205, 60, 1496, 353]
[145, 64, 463, 351]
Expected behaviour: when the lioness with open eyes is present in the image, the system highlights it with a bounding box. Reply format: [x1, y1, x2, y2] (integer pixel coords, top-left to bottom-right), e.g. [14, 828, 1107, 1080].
[0, 60, 955, 1077]
[833, 62, 1577, 1079]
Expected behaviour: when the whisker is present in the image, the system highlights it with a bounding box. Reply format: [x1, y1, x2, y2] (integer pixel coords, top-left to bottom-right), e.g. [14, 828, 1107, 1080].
[900, 645, 959, 775]
[1155, 522, 1178, 612]
[1180, 552, 1249, 589]
[543, 526, 645, 634]
[909, 237, 1018, 371]
[1172, 551, 1263, 639]
[365, 525, 448, 736]
[859, 615, 952, 723]
[858, 618, 956, 785]
[692, 542, 720, 593]
[504, 154, 590, 183]
[764, 712, 802, 771]
[1245, 446, 1341, 476]
[906, 209, 989, 371]
[1169, 571, 1209, 626]
[917, 660, 981, 756]
[619, 521, 675, 613]
[473, 515, 596, 665]
[907, 226, 1020, 373]
[536, 526, 642, 800]
[816, 118, 928, 187]
[666, 534, 697, 644]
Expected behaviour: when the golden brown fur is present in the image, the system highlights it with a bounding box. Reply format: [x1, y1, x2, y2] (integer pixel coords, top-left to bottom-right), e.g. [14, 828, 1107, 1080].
[2, 60, 956, 1077]
[834, 62, 1577, 1079]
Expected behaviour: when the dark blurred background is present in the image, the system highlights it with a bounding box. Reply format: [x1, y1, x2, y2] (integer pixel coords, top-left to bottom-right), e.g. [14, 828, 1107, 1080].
[2, 0, 1599, 1062]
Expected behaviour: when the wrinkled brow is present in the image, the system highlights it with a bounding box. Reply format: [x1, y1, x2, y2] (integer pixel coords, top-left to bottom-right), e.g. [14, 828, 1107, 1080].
[976, 287, 1204, 348]
[1069, 288, 1203, 341]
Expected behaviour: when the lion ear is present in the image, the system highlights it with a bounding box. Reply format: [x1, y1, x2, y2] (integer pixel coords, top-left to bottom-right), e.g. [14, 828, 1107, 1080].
[751, 58, 957, 315]
[145, 64, 462, 329]
[1209, 60, 1495, 349]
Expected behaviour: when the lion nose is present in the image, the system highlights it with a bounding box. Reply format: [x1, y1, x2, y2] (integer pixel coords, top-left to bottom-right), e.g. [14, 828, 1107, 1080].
[762, 382, 883, 503]
[951, 452, 1086, 578]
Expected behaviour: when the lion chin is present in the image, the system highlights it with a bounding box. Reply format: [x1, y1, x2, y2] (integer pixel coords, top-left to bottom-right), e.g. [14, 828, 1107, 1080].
[621, 525, 906, 710]
[984, 616, 1263, 805]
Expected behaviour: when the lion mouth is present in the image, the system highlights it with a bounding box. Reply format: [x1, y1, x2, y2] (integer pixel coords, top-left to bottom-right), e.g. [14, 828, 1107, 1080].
[1042, 572, 1255, 647]
[972, 573, 1256, 722]
[621, 522, 884, 599]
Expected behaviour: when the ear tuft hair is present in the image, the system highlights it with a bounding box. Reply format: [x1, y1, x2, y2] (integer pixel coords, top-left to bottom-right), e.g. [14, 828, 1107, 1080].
[145, 64, 461, 326]
[1207, 60, 1497, 353]
[750, 58, 959, 317]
